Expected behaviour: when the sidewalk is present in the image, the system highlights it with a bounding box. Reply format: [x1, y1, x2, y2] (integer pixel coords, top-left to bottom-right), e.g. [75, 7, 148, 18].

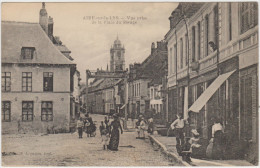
[148, 134, 253, 166]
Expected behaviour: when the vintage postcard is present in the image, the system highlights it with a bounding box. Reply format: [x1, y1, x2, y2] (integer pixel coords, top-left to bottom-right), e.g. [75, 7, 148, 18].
[1, 2, 258, 166]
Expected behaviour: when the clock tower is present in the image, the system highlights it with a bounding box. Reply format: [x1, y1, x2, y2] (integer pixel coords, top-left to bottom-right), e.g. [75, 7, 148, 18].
[110, 36, 125, 72]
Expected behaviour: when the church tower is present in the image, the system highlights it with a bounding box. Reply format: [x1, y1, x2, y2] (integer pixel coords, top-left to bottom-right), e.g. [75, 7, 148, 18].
[110, 36, 125, 72]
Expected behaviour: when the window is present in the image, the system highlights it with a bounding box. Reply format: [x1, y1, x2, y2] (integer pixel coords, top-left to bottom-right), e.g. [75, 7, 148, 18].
[205, 15, 209, 57]
[192, 26, 196, 62]
[169, 48, 173, 73]
[2, 101, 11, 122]
[214, 5, 219, 47]
[22, 101, 33, 121]
[185, 34, 188, 65]
[197, 22, 201, 60]
[240, 2, 258, 34]
[180, 38, 183, 69]
[228, 2, 232, 41]
[41, 101, 53, 121]
[21, 47, 35, 59]
[2, 72, 11, 92]
[43, 72, 53, 92]
[22, 72, 32, 92]
[174, 44, 177, 72]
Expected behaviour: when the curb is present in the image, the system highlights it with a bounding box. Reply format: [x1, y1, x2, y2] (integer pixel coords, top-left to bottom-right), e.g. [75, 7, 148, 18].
[148, 135, 190, 166]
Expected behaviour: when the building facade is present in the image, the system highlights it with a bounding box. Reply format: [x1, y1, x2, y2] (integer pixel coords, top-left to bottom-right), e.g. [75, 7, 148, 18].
[1, 3, 77, 134]
[166, 2, 258, 163]
[128, 41, 168, 119]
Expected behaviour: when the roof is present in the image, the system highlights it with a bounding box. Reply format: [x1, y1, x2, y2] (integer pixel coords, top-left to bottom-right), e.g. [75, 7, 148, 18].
[55, 44, 71, 53]
[90, 79, 105, 87]
[2, 21, 74, 65]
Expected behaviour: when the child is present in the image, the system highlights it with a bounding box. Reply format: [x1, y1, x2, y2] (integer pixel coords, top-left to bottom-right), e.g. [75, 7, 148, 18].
[101, 129, 110, 150]
[77, 117, 84, 138]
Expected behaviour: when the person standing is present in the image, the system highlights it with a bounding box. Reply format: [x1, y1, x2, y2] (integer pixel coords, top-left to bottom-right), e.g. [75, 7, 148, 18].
[139, 117, 146, 139]
[211, 118, 224, 160]
[100, 121, 105, 137]
[171, 113, 185, 155]
[101, 129, 110, 150]
[136, 116, 142, 139]
[147, 117, 154, 134]
[131, 111, 136, 128]
[77, 117, 84, 138]
[108, 114, 123, 151]
[104, 116, 111, 134]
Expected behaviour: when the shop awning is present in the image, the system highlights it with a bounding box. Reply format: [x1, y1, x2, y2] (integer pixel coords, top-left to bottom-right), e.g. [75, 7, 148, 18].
[120, 103, 127, 109]
[188, 70, 236, 113]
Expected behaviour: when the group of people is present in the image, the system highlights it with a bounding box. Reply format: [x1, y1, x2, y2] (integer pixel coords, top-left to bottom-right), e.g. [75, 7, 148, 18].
[169, 113, 225, 162]
[100, 114, 124, 151]
[76, 113, 96, 138]
[77, 113, 123, 151]
[135, 115, 154, 139]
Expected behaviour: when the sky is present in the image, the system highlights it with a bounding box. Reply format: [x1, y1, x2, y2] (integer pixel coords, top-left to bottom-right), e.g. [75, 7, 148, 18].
[2, 2, 178, 82]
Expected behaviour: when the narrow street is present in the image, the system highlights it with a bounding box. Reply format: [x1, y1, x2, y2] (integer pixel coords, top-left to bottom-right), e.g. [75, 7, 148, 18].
[2, 114, 181, 166]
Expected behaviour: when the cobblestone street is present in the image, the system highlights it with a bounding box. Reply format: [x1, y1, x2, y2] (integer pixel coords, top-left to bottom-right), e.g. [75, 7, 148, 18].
[2, 114, 181, 166]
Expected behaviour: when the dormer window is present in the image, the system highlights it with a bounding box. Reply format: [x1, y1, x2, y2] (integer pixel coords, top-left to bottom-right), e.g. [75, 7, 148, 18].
[21, 47, 35, 59]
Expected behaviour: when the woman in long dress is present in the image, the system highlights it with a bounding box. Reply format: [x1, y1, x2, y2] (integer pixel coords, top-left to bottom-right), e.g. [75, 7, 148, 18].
[108, 114, 123, 151]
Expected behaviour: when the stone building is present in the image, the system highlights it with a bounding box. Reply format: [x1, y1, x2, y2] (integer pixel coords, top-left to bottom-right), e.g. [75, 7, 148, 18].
[1, 3, 77, 134]
[165, 2, 258, 163]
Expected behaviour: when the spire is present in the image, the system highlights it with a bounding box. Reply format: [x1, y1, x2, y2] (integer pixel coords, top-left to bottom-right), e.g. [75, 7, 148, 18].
[42, 2, 45, 9]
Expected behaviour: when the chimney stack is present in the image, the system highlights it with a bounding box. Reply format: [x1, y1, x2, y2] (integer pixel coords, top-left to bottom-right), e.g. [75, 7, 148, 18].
[151, 42, 156, 54]
[39, 2, 48, 35]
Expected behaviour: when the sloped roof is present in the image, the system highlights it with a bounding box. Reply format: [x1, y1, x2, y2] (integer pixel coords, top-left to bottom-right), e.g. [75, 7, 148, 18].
[2, 21, 74, 65]
[55, 44, 71, 53]
[91, 79, 105, 87]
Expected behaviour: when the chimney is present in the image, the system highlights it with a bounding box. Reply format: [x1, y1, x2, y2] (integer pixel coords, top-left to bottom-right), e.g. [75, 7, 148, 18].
[39, 2, 48, 35]
[151, 42, 156, 54]
[169, 9, 181, 29]
[169, 15, 174, 29]
[48, 16, 54, 41]
[157, 41, 162, 50]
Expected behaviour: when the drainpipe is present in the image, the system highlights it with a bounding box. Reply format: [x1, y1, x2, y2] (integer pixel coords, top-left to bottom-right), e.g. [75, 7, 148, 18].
[174, 29, 178, 117]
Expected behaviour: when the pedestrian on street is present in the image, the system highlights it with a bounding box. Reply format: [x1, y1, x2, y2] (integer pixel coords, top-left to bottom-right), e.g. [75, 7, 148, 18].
[100, 121, 105, 137]
[139, 117, 146, 139]
[104, 116, 111, 134]
[77, 117, 84, 138]
[211, 118, 224, 160]
[147, 117, 154, 135]
[136, 115, 142, 139]
[170, 113, 185, 155]
[131, 111, 136, 128]
[108, 113, 123, 151]
[101, 129, 110, 150]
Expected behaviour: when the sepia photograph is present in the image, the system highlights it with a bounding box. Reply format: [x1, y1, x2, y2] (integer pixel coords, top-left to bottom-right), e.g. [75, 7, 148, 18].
[1, 1, 259, 166]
